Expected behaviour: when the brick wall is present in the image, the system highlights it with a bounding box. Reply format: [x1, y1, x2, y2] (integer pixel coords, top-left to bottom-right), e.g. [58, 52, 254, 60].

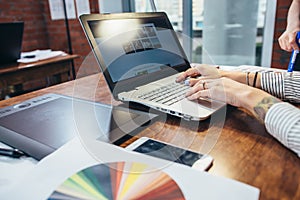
[0, 0, 294, 74]
[272, 0, 292, 69]
[41, 0, 100, 78]
[0, 1, 49, 51]
[0, 0, 100, 78]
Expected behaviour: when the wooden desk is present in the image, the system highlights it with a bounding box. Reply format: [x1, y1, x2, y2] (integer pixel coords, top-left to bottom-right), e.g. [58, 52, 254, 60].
[0, 73, 299, 200]
[0, 54, 78, 99]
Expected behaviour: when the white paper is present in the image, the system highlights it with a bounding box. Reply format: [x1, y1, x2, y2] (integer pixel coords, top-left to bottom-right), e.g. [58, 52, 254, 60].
[75, 0, 90, 17]
[2, 137, 260, 200]
[0, 143, 37, 195]
[99, 0, 123, 13]
[49, 0, 76, 20]
[65, 0, 76, 19]
[17, 49, 66, 63]
[49, 0, 64, 20]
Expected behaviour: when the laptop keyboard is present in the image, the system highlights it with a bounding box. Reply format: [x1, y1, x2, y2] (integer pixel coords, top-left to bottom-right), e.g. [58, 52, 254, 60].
[138, 82, 189, 106]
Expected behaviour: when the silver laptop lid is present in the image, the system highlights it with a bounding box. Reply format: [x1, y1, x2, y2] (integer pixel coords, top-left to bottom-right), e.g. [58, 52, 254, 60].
[79, 12, 190, 99]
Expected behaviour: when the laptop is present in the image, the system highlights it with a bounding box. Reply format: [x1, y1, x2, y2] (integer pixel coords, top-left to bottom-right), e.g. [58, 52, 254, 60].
[0, 21, 24, 66]
[79, 12, 225, 121]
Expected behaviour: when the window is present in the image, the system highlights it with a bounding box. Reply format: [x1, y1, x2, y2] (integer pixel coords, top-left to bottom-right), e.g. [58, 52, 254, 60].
[134, 0, 274, 67]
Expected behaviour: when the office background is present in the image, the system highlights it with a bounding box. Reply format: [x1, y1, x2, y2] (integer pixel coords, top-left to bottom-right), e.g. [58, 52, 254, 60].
[1, 2, 300, 199]
[0, 0, 294, 78]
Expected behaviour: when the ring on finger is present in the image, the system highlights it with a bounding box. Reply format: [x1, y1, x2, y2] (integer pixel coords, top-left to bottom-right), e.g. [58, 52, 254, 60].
[202, 81, 206, 89]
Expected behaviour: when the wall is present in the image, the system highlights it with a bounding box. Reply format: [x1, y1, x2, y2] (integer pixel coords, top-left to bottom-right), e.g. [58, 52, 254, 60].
[272, 0, 292, 69]
[0, 0, 100, 78]
[0, 1, 49, 51]
[42, 0, 101, 77]
[0, 0, 294, 75]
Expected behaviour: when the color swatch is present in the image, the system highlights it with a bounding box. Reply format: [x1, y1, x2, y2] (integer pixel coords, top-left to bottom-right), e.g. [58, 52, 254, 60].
[48, 162, 185, 200]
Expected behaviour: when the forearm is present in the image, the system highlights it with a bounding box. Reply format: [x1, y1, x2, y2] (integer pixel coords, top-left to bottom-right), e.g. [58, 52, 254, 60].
[225, 71, 300, 103]
[246, 77, 300, 156]
[221, 70, 261, 88]
[286, 0, 300, 31]
[239, 87, 281, 122]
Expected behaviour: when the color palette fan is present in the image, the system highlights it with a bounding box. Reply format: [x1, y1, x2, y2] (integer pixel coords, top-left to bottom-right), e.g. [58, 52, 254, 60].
[48, 162, 185, 200]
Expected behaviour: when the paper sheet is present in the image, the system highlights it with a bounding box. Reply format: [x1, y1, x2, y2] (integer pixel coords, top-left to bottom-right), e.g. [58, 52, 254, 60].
[17, 49, 66, 63]
[48, 0, 76, 20]
[0, 143, 37, 195]
[75, 0, 90, 17]
[1, 137, 260, 200]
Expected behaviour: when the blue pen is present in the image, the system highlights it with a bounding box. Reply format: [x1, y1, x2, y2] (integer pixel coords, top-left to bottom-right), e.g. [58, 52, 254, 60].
[287, 31, 300, 72]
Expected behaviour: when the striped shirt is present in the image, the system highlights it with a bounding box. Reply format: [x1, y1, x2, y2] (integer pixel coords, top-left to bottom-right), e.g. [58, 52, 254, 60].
[261, 72, 300, 156]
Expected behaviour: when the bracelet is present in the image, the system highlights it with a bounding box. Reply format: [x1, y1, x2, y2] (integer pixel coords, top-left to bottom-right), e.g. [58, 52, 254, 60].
[246, 72, 250, 86]
[253, 72, 258, 87]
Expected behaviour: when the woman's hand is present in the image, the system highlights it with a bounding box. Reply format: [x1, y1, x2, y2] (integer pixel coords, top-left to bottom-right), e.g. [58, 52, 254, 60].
[185, 77, 247, 107]
[185, 77, 281, 122]
[278, 30, 300, 52]
[176, 63, 221, 86]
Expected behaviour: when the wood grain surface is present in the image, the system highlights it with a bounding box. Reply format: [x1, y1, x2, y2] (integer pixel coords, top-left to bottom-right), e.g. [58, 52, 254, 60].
[0, 73, 299, 200]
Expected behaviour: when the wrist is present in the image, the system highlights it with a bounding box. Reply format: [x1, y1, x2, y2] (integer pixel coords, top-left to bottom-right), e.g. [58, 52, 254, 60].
[240, 87, 281, 122]
[247, 72, 261, 88]
[286, 26, 300, 32]
[219, 70, 227, 78]
[221, 71, 246, 84]
[220, 70, 237, 79]
[239, 87, 263, 113]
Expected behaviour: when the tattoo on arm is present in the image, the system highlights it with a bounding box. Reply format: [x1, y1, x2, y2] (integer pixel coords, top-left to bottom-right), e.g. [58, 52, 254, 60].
[253, 97, 281, 122]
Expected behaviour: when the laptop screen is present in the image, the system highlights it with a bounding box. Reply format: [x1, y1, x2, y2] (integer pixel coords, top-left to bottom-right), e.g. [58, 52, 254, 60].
[0, 22, 24, 65]
[80, 12, 190, 95]
[88, 17, 187, 83]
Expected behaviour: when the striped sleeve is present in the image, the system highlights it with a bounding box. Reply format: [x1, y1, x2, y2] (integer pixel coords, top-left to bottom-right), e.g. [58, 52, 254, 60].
[265, 102, 300, 156]
[261, 71, 300, 103]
